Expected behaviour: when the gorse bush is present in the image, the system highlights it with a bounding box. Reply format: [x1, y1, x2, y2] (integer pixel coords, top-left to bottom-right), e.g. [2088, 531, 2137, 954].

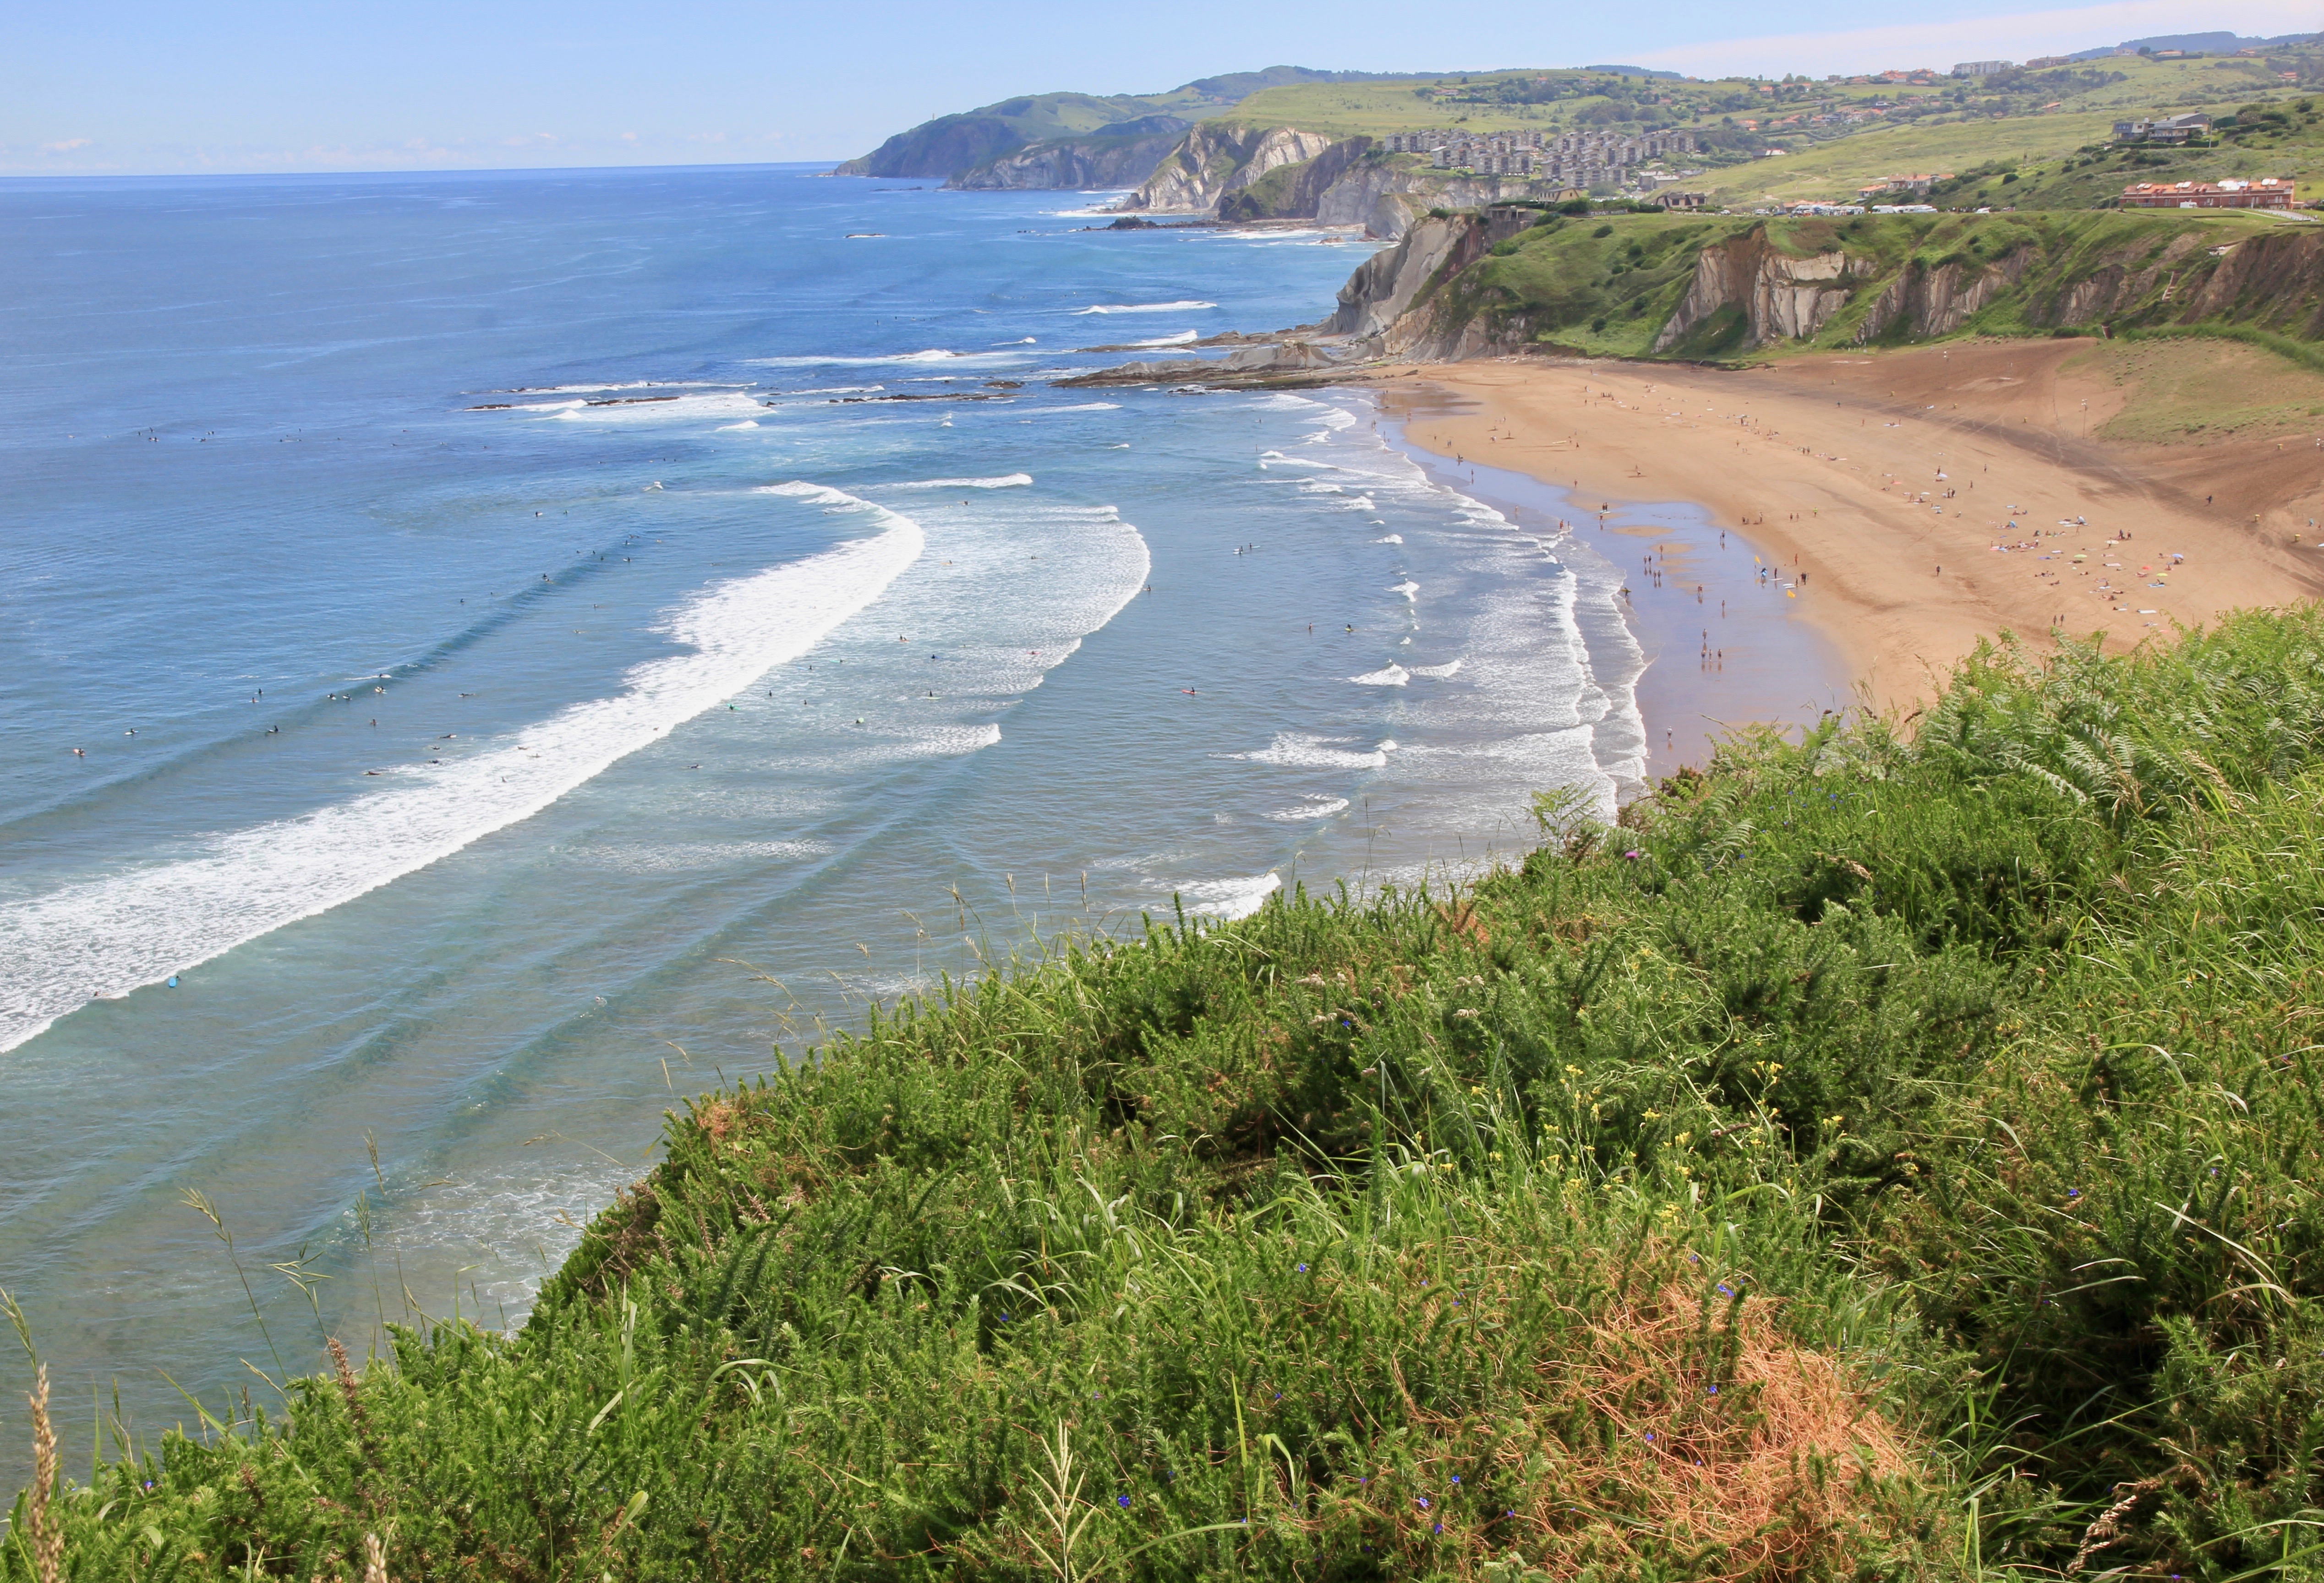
[9, 607, 2324, 1581]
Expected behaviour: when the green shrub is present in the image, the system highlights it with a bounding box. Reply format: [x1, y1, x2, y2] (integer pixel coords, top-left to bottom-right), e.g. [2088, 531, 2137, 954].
[13, 610, 2324, 1581]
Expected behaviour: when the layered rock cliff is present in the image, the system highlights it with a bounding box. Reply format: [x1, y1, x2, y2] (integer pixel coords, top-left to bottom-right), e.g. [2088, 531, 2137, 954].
[1309, 163, 1564, 240]
[1327, 214, 1498, 351]
[1115, 126, 1337, 213]
[1392, 212, 2324, 364]
[1121, 129, 1581, 239]
[1652, 239, 1874, 353]
[1066, 210, 2324, 388]
[948, 120, 1192, 191]
[1217, 137, 1375, 222]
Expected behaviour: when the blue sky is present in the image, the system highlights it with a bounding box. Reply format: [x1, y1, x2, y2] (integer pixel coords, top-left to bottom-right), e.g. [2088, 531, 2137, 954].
[6, 0, 2319, 175]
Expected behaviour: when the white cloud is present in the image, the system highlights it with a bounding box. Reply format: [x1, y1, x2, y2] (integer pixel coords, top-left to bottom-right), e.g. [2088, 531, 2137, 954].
[1630, 0, 2324, 77]
[37, 138, 92, 154]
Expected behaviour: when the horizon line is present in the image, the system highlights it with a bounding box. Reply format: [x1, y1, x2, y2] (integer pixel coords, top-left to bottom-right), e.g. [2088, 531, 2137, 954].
[0, 157, 870, 183]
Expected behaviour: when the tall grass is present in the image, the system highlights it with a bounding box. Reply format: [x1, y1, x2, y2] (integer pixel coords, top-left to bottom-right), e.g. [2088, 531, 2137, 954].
[8, 607, 2324, 1581]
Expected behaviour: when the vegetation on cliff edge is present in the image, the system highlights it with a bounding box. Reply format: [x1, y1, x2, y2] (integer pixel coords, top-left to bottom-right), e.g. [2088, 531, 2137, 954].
[11, 606, 2324, 1579]
[1421, 208, 2324, 362]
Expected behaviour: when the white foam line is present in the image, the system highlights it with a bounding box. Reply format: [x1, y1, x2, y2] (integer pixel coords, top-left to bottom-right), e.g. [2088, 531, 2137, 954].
[1072, 300, 1217, 315]
[0, 485, 923, 1054]
[1266, 798, 1349, 823]
[496, 381, 746, 394]
[745, 350, 1025, 367]
[891, 474, 1033, 489]
[1228, 733, 1392, 770]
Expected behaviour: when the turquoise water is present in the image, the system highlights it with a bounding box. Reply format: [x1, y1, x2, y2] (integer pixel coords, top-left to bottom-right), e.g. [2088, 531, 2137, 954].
[0, 164, 1663, 1441]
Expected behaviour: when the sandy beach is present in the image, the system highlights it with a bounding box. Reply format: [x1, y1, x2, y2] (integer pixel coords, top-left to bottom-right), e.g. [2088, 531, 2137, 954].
[1363, 338, 2324, 714]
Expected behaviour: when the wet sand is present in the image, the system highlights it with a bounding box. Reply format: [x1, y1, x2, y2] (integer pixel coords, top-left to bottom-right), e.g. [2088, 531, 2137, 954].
[1360, 340, 2324, 716]
[1379, 406, 1851, 781]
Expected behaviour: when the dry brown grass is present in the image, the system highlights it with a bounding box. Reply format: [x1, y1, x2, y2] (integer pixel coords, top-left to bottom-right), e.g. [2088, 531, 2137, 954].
[27, 1364, 60, 1583]
[1515, 1277, 1925, 1583]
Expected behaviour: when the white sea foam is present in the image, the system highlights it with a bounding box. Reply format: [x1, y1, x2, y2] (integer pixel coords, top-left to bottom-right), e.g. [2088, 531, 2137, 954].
[576, 838, 834, 874]
[1351, 663, 1411, 686]
[1072, 300, 1218, 315]
[716, 420, 761, 431]
[892, 474, 1033, 489]
[1230, 733, 1388, 770]
[1175, 871, 1281, 918]
[1411, 659, 1463, 678]
[905, 723, 1004, 757]
[1028, 403, 1121, 415]
[785, 384, 885, 395]
[494, 380, 745, 395]
[538, 391, 766, 425]
[746, 349, 1023, 367]
[1389, 581, 1419, 601]
[0, 486, 924, 1054]
[992, 337, 1038, 345]
[1375, 534, 1403, 544]
[1126, 330, 1200, 347]
[1266, 797, 1349, 822]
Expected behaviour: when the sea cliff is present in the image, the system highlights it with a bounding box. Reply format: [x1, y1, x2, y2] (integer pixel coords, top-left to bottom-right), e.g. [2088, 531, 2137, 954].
[1071, 206, 2324, 384]
[946, 119, 1192, 191]
[1119, 128, 1584, 238]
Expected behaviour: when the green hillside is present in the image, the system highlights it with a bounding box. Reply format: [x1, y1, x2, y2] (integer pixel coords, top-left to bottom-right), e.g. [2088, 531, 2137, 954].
[836, 68, 1420, 178]
[1411, 207, 2324, 362]
[15, 610, 2324, 1580]
[1227, 50, 2324, 202]
[842, 44, 2324, 194]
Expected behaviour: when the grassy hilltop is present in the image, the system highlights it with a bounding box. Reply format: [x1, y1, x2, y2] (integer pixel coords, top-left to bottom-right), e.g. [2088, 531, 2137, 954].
[11, 607, 2324, 1580]
[1225, 49, 2324, 204]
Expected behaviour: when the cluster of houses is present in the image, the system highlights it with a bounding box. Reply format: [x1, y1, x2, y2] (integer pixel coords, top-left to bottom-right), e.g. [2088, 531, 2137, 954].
[2119, 176, 2297, 207]
[1833, 68, 1943, 86]
[1379, 128, 1698, 186]
[1856, 171, 1957, 197]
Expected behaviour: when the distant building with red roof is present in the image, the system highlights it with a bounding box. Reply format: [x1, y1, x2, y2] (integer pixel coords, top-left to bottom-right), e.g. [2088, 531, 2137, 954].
[2119, 177, 2295, 208]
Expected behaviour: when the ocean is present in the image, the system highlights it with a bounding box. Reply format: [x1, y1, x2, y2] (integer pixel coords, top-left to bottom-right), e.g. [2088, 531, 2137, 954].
[0, 163, 1657, 1443]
